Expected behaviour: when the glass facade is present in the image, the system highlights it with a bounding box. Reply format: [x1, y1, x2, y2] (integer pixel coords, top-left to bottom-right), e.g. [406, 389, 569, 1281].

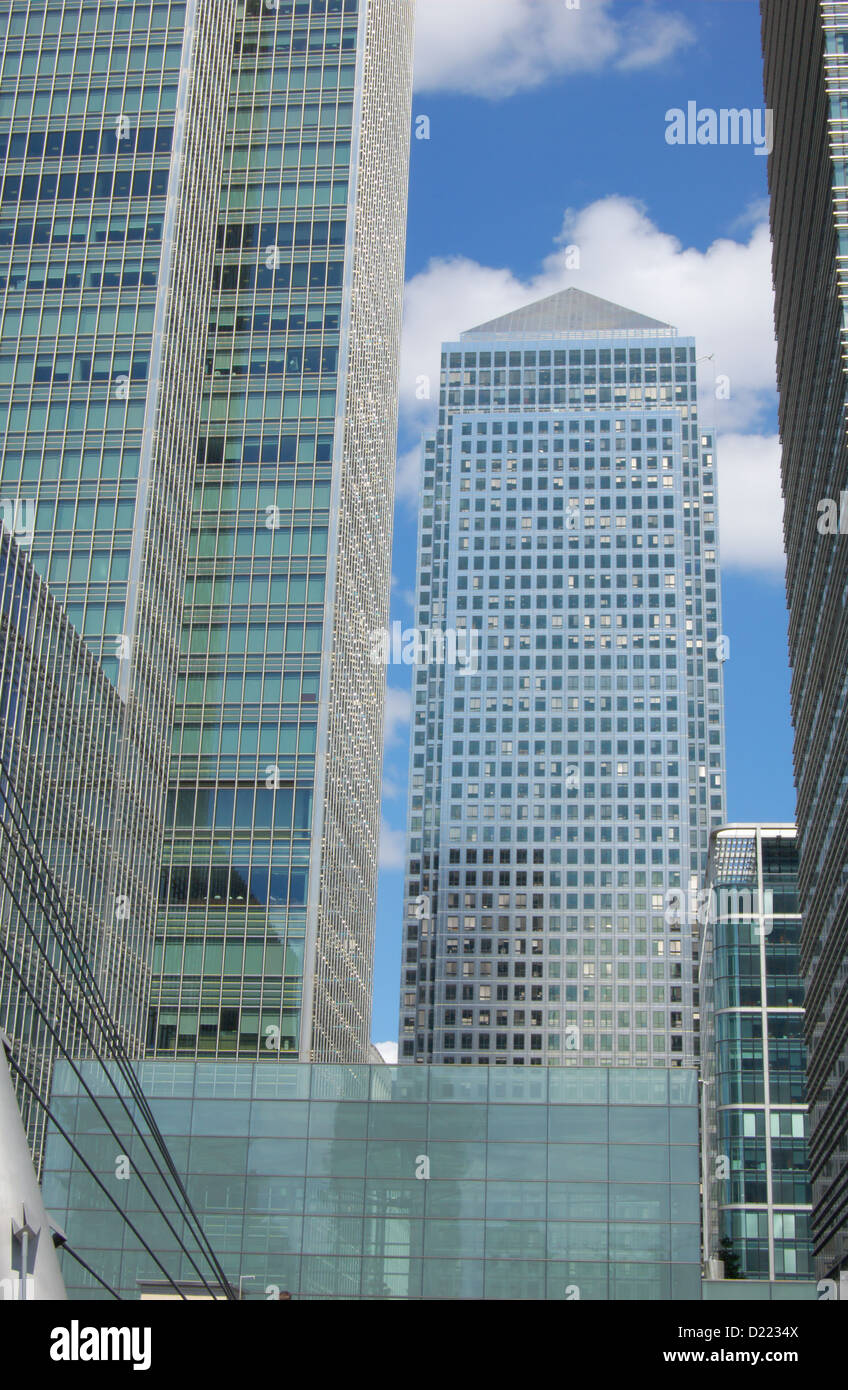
[399, 289, 727, 1069]
[0, 0, 414, 1071]
[701, 1280, 818, 1302]
[42, 1060, 701, 1300]
[701, 825, 812, 1280]
[761, 0, 848, 1280]
[149, 0, 414, 1064]
[0, 0, 237, 1078]
[0, 528, 147, 1171]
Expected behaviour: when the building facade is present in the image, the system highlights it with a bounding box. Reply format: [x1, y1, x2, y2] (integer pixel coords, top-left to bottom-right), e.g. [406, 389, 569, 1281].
[398, 289, 727, 1069]
[0, 529, 146, 1171]
[700, 825, 812, 1281]
[0, 0, 238, 1058]
[0, 0, 414, 1069]
[43, 1059, 702, 1301]
[761, 0, 848, 1278]
[150, 0, 413, 1065]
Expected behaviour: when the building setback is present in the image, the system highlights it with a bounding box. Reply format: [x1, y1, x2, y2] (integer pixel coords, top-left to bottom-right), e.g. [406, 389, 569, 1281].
[0, 0, 414, 1071]
[701, 825, 812, 1281]
[761, 0, 848, 1278]
[398, 289, 727, 1069]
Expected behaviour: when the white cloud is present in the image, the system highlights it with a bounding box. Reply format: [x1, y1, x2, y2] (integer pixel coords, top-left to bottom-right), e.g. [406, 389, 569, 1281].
[400, 195, 784, 572]
[551, 198, 777, 434]
[389, 574, 416, 610]
[396, 443, 423, 505]
[413, 0, 694, 97]
[615, 8, 693, 73]
[402, 197, 776, 436]
[373, 1041, 398, 1064]
[384, 685, 412, 745]
[401, 258, 532, 430]
[382, 772, 404, 800]
[714, 433, 785, 575]
[729, 197, 772, 235]
[379, 817, 406, 871]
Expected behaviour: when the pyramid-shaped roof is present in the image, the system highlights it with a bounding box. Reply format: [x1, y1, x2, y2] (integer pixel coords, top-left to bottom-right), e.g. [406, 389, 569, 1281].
[463, 287, 673, 337]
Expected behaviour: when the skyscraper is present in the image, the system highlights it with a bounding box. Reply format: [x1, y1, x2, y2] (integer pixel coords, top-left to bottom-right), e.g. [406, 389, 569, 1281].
[701, 824, 812, 1281]
[398, 288, 727, 1068]
[150, 0, 413, 1064]
[0, 0, 414, 1070]
[761, 0, 848, 1279]
[0, 0, 235, 1052]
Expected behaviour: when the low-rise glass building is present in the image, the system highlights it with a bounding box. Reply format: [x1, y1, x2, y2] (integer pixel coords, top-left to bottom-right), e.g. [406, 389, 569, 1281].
[42, 1061, 701, 1300]
[700, 825, 812, 1280]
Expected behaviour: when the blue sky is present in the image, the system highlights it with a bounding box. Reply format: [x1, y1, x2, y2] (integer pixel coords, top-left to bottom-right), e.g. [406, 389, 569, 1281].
[371, 0, 793, 1051]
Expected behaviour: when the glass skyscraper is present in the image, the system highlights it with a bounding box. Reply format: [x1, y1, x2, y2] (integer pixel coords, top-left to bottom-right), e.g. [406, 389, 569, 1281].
[0, 0, 414, 1069]
[701, 825, 812, 1281]
[151, 0, 413, 1064]
[0, 0, 235, 1057]
[761, 0, 848, 1279]
[398, 288, 727, 1069]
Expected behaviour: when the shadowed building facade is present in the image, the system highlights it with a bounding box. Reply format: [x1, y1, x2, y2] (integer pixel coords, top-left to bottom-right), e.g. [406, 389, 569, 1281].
[761, 0, 848, 1278]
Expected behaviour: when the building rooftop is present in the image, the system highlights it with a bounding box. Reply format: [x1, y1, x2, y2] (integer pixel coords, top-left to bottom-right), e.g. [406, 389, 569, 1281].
[462, 286, 675, 339]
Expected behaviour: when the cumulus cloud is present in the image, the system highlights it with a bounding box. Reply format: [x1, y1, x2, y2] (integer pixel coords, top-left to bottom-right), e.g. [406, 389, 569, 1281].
[615, 6, 693, 73]
[396, 443, 423, 505]
[399, 194, 784, 572]
[400, 259, 534, 447]
[413, 0, 694, 97]
[382, 772, 404, 800]
[402, 196, 776, 435]
[714, 433, 785, 575]
[729, 197, 772, 234]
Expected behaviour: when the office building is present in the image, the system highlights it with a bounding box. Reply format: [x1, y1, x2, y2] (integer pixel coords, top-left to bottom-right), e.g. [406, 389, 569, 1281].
[0, 0, 414, 1067]
[761, 0, 848, 1277]
[0, 529, 148, 1171]
[43, 1059, 702, 1301]
[700, 825, 812, 1281]
[0, 0, 237, 1039]
[398, 288, 727, 1068]
[150, 0, 413, 1064]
